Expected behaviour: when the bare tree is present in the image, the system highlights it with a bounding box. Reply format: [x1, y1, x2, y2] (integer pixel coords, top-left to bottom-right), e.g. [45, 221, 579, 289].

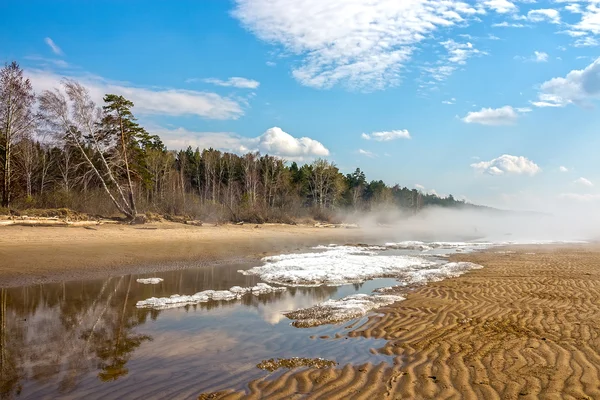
[0, 62, 36, 207]
[38, 80, 137, 219]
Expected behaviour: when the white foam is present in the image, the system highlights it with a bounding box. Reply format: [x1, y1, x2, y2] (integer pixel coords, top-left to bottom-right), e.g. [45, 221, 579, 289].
[136, 283, 287, 310]
[284, 294, 405, 327]
[240, 245, 435, 286]
[136, 278, 164, 284]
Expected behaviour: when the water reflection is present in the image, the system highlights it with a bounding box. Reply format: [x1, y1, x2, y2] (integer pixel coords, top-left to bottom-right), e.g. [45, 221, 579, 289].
[0, 263, 396, 399]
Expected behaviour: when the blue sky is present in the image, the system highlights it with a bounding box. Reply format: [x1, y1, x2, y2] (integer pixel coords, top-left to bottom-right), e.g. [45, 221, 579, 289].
[1, 0, 600, 211]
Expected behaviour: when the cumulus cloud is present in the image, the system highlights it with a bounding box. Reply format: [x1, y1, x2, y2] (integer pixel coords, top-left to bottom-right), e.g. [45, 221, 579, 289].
[483, 0, 518, 14]
[414, 184, 425, 190]
[203, 77, 260, 89]
[532, 56, 600, 107]
[44, 37, 63, 55]
[471, 154, 541, 176]
[559, 166, 569, 172]
[232, 0, 488, 90]
[361, 130, 411, 141]
[26, 69, 244, 120]
[527, 8, 561, 24]
[462, 106, 521, 125]
[153, 126, 329, 161]
[574, 177, 594, 187]
[534, 51, 549, 62]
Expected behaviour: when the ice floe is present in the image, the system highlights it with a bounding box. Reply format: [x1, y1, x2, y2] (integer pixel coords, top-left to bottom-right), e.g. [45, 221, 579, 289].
[136, 278, 164, 284]
[239, 245, 436, 286]
[136, 283, 286, 310]
[284, 294, 405, 327]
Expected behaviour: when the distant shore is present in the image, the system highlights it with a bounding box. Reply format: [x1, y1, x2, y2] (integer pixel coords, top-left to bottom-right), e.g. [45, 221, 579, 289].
[0, 222, 374, 287]
[200, 243, 600, 399]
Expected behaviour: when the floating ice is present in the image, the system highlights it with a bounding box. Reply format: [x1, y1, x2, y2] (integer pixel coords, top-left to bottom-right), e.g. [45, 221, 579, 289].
[284, 294, 405, 327]
[405, 262, 484, 284]
[136, 283, 286, 310]
[240, 245, 436, 286]
[136, 278, 164, 284]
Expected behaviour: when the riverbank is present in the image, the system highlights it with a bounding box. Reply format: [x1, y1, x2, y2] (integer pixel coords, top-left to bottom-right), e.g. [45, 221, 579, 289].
[201, 243, 600, 399]
[0, 222, 371, 287]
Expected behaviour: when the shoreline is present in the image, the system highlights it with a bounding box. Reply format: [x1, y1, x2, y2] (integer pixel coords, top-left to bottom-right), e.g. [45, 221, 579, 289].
[199, 243, 600, 399]
[0, 222, 376, 288]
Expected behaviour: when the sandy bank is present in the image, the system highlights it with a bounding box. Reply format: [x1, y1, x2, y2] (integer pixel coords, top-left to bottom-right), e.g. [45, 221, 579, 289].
[0, 222, 371, 287]
[202, 244, 600, 399]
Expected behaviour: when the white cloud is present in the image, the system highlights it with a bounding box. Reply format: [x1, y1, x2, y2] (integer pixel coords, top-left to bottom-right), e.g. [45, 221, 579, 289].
[532, 56, 600, 107]
[414, 184, 425, 190]
[153, 126, 329, 160]
[471, 154, 541, 176]
[559, 165, 569, 172]
[574, 177, 594, 187]
[204, 77, 260, 89]
[574, 36, 599, 47]
[266, 61, 277, 67]
[527, 8, 561, 24]
[483, 0, 518, 14]
[44, 37, 63, 55]
[571, 1, 600, 35]
[26, 69, 244, 120]
[361, 130, 411, 141]
[232, 0, 485, 90]
[516, 107, 532, 112]
[424, 40, 485, 83]
[492, 22, 526, 27]
[442, 98, 456, 104]
[358, 149, 376, 157]
[534, 51, 549, 62]
[462, 105, 519, 125]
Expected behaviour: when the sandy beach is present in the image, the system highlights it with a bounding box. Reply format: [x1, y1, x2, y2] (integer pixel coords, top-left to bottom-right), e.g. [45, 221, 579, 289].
[199, 243, 600, 399]
[0, 222, 371, 287]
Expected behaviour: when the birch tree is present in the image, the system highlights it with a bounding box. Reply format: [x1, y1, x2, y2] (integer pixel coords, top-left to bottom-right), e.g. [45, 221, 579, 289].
[38, 80, 137, 219]
[0, 62, 36, 208]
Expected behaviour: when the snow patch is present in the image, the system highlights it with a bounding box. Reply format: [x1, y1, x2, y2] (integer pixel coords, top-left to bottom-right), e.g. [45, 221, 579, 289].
[136, 278, 164, 284]
[136, 283, 286, 310]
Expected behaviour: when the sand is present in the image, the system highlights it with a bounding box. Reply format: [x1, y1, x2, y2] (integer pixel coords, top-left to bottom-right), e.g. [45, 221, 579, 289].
[0, 222, 370, 287]
[201, 244, 600, 399]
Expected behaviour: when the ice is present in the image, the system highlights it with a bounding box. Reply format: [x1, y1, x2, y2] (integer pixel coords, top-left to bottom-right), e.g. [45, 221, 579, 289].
[136, 278, 164, 284]
[405, 262, 484, 284]
[284, 294, 405, 327]
[240, 245, 436, 286]
[136, 283, 286, 310]
[283, 261, 483, 327]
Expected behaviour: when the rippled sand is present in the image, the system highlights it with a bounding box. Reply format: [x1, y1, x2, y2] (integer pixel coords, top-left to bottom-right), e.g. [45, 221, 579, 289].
[203, 244, 600, 399]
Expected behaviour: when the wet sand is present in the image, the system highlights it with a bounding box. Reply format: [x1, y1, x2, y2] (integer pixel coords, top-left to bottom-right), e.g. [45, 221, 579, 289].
[204, 244, 600, 399]
[0, 222, 370, 287]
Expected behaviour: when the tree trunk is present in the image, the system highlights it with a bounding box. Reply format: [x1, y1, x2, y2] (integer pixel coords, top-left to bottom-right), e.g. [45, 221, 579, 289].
[119, 116, 137, 215]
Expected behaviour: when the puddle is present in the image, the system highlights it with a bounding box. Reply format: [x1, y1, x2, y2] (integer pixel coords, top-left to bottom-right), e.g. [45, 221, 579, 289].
[0, 264, 397, 399]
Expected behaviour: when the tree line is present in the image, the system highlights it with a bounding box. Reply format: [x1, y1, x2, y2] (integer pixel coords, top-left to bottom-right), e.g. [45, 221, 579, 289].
[0, 61, 470, 222]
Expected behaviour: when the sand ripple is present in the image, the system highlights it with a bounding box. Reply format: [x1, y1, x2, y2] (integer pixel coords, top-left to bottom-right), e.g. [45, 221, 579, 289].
[200, 244, 600, 399]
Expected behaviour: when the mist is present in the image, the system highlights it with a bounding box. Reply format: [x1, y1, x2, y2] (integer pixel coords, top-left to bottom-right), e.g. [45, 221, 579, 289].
[345, 206, 600, 244]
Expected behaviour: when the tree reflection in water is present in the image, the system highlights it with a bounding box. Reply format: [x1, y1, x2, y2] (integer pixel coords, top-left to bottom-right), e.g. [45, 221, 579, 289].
[0, 264, 361, 399]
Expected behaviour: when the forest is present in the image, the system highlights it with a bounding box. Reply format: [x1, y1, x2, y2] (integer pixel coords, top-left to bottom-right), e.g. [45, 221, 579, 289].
[0, 61, 472, 222]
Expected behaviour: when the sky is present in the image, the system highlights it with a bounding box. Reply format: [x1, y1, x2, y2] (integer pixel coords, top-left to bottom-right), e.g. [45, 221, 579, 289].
[1, 0, 600, 212]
